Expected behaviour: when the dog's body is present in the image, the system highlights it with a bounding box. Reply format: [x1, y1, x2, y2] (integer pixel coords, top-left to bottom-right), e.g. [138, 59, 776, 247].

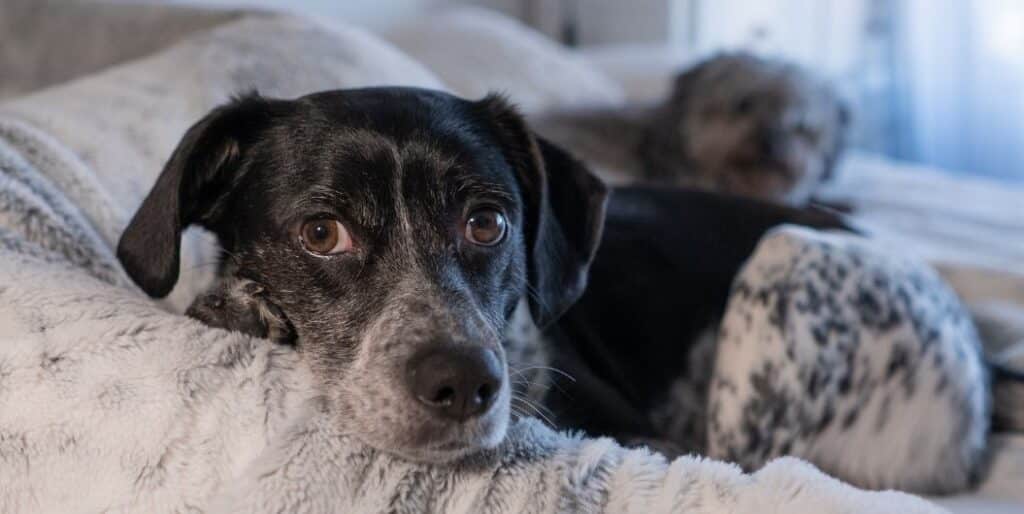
[119, 87, 987, 494]
[536, 189, 988, 493]
[536, 188, 857, 445]
[532, 53, 849, 206]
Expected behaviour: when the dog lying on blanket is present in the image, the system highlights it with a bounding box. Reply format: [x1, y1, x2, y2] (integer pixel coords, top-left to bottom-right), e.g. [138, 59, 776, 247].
[117, 87, 988, 493]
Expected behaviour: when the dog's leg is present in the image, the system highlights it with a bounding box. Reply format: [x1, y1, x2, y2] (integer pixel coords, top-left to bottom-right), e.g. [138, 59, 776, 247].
[186, 276, 296, 344]
[705, 230, 990, 494]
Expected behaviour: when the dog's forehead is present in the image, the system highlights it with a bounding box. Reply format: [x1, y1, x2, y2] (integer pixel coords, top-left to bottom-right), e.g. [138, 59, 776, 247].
[248, 88, 521, 229]
[301, 87, 484, 136]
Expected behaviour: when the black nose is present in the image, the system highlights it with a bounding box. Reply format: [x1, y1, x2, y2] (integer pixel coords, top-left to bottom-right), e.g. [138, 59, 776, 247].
[407, 345, 503, 422]
[758, 129, 786, 161]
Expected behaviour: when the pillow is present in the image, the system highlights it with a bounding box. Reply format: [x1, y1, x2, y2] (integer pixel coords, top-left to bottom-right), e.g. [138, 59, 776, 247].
[381, 8, 625, 113]
[0, 0, 249, 101]
[579, 44, 697, 103]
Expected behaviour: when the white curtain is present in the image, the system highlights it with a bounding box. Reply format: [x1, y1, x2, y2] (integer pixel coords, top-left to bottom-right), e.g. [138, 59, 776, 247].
[893, 0, 1024, 181]
[689, 0, 1024, 181]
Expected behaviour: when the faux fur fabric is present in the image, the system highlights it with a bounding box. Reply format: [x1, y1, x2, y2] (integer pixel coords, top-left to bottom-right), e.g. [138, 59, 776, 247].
[0, 12, 944, 514]
[710, 226, 988, 493]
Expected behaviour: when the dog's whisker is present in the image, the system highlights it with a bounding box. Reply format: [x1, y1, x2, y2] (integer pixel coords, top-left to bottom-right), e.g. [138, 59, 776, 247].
[513, 391, 556, 416]
[510, 376, 556, 393]
[510, 399, 550, 426]
[511, 395, 554, 427]
[509, 405, 531, 421]
[515, 399, 556, 424]
[511, 365, 576, 383]
[509, 367, 573, 398]
[509, 381, 555, 400]
[522, 283, 553, 320]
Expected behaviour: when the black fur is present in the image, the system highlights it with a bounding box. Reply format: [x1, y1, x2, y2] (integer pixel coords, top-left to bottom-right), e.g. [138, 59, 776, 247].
[541, 187, 852, 439]
[117, 87, 607, 462]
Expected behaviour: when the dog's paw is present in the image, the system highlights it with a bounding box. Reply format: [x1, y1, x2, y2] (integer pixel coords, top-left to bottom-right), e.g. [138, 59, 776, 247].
[186, 277, 296, 344]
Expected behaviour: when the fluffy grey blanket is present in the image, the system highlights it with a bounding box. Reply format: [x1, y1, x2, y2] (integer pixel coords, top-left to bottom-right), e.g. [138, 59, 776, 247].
[0, 14, 943, 513]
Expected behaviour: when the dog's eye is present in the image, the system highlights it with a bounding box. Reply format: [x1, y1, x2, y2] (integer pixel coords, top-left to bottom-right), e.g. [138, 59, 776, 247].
[300, 219, 352, 255]
[734, 96, 755, 115]
[464, 208, 507, 246]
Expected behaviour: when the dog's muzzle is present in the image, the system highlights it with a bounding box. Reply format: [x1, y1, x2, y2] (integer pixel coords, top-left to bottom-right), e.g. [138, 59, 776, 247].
[406, 345, 504, 421]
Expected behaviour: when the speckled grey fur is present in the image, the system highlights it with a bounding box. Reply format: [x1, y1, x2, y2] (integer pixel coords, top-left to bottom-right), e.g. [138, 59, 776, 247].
[707, 226, 989, 494]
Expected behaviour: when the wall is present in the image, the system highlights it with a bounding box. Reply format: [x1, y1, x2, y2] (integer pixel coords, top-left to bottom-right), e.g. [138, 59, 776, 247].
[114, 0, 696, 45]
[119, 0, 450, 27]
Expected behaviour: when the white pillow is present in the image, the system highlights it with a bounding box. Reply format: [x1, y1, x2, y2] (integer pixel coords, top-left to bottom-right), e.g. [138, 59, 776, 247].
[580, 44, 697, 103]
[382, 8, 624, 113]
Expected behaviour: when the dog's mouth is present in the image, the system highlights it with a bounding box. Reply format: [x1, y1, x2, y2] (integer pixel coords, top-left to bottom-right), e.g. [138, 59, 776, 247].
[375, 381, 512, 463]
[338, 365, 513, 464]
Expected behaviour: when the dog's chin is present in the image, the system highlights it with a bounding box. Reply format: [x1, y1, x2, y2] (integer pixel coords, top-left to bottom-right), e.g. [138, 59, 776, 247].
[362, 395, 512, 464]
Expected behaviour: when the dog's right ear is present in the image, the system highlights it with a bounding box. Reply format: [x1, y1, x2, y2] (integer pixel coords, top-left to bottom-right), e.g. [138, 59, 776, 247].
[117, 94, 275, 298]
[477, 94, 609, 328]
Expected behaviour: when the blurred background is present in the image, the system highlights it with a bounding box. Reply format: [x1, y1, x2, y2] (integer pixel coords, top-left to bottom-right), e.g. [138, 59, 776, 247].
[122, 0, 1024, 182]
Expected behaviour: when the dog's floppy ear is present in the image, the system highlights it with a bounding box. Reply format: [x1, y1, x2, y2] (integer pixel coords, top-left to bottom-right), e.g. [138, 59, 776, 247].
[117, 94, 275, 298]
[477, 94, 609, 327]
[822, 99, 852, 182]
[669, 62, 706, 107]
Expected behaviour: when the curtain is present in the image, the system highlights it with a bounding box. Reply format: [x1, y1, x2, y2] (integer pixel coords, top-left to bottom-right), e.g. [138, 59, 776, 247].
[889, 0, 1024, 180]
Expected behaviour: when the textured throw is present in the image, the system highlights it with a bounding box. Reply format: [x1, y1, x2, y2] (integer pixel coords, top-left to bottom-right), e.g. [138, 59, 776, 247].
[0, 14, 944, 513]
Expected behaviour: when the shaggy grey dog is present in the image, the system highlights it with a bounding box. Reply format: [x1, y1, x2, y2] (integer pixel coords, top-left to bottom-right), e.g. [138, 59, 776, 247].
[532, 52, 850, 205]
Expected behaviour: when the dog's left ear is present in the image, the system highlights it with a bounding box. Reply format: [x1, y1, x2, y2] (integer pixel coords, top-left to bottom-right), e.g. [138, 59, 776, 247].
[477, 94, 609, 327]
[117, 93, 278, 298]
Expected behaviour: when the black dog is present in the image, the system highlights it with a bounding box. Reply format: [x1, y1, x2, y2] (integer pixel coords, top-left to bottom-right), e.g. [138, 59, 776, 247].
[118, 88, 607, 463]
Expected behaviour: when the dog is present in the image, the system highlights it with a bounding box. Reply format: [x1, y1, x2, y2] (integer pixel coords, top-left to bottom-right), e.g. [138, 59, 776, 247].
[531, 52, 850, 206]
[117, 87, 609, 463]
[119, 88, 988, 494]
[540, 188, 989, 493]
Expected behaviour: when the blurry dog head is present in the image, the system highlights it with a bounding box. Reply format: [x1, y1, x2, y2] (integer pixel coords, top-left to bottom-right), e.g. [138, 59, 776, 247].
[642, 52, 849, 205]
[116, 88, 607, 462]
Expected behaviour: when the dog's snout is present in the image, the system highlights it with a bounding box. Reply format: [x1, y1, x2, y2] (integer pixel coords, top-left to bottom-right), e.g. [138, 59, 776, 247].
[757, 129, 786, 160]
[407, 346, 503, 421]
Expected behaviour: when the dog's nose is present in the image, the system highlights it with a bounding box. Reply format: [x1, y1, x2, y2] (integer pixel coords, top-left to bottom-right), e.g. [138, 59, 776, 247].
[407, 346, 502, 421]
[758, 131, 784, 159]
[757, 128, 788, 161]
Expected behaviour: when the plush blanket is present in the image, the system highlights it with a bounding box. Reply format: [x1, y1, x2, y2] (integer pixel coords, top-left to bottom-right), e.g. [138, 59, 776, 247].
[0, 12, 948, 514]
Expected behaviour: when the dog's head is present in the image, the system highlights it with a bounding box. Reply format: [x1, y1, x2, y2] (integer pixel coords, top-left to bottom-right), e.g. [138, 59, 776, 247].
[643, 52, 849, 205]
[116, 88, 607, 462]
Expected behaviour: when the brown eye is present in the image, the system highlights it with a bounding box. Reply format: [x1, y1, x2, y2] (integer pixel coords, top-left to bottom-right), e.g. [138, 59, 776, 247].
[300, 219, 352, 255]
[464, 208, 507, 246]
